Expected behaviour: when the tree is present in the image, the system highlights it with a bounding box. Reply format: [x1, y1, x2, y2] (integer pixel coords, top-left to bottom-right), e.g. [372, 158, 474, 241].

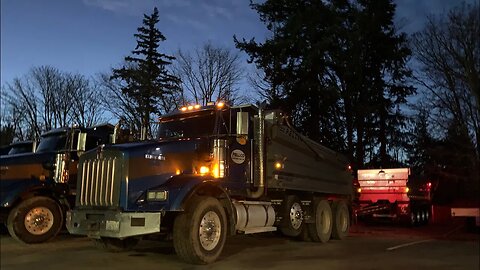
[235, 0, 414, 167]
[111, 7, 180, 138]
[411, 2, 480, 157]
[174, 42, 245, 106]
[2, 66, 105, 141]
[410, 2, 480, 203]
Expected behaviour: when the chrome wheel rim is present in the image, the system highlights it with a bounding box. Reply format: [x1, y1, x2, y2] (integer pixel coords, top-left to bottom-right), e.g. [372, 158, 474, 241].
[199, 211, 221, 251]
[24, 207, 54, 235]
[290, 202, 303, 230]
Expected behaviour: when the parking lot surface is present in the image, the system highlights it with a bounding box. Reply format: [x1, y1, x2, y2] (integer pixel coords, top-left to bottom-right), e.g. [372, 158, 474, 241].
[1, 223, 478, 270]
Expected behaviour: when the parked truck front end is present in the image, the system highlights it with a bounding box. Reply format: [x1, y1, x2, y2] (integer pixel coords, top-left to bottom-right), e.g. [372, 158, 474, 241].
[67, 103, 353, 264]
[0, 125, 113, 243]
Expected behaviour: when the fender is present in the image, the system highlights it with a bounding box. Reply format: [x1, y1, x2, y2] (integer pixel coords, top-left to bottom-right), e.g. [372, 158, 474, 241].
[165, 176, 230, 211]
[0, 179, 69, 210]
[167, 176, 236, 236]
[0, 178, 42, 207]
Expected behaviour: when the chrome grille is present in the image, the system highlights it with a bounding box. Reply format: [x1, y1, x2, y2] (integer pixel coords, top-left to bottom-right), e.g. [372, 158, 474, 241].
[78, 155, 122, 207]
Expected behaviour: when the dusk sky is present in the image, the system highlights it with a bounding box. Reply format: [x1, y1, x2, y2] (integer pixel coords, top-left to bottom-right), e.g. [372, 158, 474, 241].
[0, 0, 473, 89]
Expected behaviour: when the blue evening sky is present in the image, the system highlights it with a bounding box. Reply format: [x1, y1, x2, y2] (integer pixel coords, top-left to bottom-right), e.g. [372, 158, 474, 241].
[0, 0, 471, 89]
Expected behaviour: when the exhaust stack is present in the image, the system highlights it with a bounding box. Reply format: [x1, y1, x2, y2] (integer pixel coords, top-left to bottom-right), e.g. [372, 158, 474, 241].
[247, 107, 266, 199]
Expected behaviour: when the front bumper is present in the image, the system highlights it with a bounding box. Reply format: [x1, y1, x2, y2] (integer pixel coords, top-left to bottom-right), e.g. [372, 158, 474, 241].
[66, 209, 161, 239]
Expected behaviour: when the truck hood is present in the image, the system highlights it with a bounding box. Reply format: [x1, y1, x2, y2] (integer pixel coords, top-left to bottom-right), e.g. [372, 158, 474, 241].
[0, 152, 55, 181]
[79, 138, 210, 210]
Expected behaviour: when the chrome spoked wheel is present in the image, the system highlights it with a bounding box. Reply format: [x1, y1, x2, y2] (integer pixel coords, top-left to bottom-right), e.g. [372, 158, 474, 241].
[24, 207, 54, 235]
[290, 202, 303, 230]
[199, 211, 221, 251]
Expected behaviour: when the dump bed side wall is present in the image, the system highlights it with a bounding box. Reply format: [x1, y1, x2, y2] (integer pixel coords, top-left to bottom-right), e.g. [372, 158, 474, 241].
[265, 123, 352, 196]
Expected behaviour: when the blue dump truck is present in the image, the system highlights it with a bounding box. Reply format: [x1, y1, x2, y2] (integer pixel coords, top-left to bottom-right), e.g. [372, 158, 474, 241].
[0, 124, 113, 243]
[67, 103, 353, 264]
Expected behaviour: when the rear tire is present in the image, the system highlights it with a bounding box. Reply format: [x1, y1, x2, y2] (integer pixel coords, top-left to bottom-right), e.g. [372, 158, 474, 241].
[7, 197, 63, 244]
[94, 237, 139, 252]
[173, 196, 227, 264]
[279, 195, 304, 237]
[308, 199, 332, 243]
[331, 200, 350, 240]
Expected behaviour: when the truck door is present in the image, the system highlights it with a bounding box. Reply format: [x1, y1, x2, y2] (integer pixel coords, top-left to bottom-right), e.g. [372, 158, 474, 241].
[225, 110, 252, 195]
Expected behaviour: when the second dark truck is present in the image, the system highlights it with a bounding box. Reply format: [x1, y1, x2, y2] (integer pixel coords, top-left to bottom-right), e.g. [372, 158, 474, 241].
[0, 124, 113, 243]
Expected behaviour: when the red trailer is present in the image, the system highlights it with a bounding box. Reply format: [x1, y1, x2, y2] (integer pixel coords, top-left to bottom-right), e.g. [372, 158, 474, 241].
[355, 168, 432, 225]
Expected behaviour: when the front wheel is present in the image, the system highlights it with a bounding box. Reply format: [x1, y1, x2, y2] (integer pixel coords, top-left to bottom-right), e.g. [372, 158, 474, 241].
[7, 197, 63, 244]
[173, 196, 227, 264]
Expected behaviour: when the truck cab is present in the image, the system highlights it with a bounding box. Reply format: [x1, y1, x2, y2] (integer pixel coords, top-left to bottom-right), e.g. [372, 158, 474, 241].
[0, 124, 113, 243]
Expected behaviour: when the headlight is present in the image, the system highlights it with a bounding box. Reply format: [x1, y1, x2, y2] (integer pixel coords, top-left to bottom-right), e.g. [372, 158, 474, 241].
[199, 166, 210, 175]
[147, 190, 168, 201]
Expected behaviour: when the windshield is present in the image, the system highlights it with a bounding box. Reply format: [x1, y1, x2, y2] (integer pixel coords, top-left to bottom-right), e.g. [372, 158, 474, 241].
[8, 144, 33, 155]
[158, 112, 224, 139]
[36, 134, 67, 153]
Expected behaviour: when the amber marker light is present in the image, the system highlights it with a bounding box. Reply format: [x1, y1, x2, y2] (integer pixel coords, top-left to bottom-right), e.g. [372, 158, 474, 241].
[180, 107, 187, 112]
[357, 188, 361, 193]
[175, 169, 181, 175]
[187, 105, 194, 110]
[199, 166, 210, 175]
[194, 104, 201, 109]
[216, 101, 225, 108]
[405, 187, 410, 193]
[274, 162, 282, 169]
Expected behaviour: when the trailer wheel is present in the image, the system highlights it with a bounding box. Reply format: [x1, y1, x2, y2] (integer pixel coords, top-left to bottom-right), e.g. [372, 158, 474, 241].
[279, 195, 304, 237]
[308, 200, 332, 243]
[173, 196, 227, 264]
[332, 200, 350, 240]
[424, 209, 430, 224]
[7, 197, 63, 244]
[409, 211, 417, 226]
[94, 237, 139, 252]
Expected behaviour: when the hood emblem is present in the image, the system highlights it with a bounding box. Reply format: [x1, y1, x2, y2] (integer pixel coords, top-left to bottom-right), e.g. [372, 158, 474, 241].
[145, 153, 165, 160]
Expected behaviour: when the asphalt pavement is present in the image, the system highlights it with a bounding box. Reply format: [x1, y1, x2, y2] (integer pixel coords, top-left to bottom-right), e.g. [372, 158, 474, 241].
[0, 223, 478, 270]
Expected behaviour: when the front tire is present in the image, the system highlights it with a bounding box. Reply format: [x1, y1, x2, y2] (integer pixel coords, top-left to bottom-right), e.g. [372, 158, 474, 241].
[7, 196, 63, 244]
[173, 196, 227, 264]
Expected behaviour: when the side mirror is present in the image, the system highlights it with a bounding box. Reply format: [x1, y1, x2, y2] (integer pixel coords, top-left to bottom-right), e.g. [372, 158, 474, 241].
[236, 112, 249, 136]
[77, 132, 87, 152]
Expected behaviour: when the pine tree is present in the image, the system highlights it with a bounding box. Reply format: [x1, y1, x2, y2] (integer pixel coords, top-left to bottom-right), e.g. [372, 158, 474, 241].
[235, 0, 414, 166]
[112, 7, 179, 137]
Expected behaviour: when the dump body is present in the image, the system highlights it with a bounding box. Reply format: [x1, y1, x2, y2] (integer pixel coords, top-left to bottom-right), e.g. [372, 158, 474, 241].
[266, 115, 352, 195]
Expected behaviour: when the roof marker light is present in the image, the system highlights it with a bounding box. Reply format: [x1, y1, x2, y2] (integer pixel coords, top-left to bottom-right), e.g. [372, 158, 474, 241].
[194, 104, 201, 109]
[187, 105, 194, 110]
[180, 107, 187, 112]
[216, 101, 225, 108]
